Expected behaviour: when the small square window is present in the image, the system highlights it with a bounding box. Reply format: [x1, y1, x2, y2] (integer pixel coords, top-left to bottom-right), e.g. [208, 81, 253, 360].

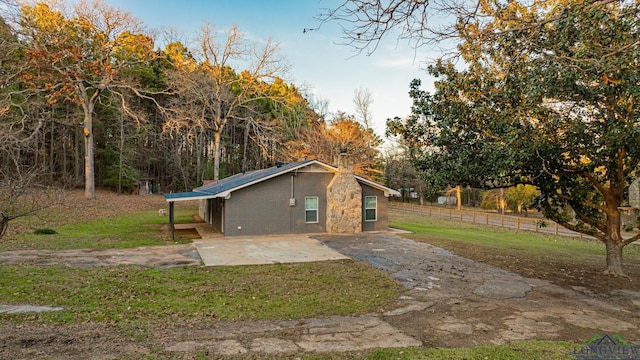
[365, 196, 377, 221]
[305, 196, 319, 223]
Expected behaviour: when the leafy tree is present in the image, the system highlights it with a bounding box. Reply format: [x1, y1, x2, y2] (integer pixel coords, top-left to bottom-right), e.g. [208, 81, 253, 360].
[17, 0, 161, 199]
[390, 1, 640, 276]
[506, 185, 540, 216]
[383, 137, 432, 204]
[480, 189, 502, 213]
[284, 113, 383, 179]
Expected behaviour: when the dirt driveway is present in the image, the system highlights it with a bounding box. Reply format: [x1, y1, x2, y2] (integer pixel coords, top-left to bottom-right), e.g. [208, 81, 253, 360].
[316, 232, 640, 348]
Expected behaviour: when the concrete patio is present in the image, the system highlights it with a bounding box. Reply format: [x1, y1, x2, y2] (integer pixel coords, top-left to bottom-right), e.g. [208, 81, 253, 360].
[176, 223, 350, 266]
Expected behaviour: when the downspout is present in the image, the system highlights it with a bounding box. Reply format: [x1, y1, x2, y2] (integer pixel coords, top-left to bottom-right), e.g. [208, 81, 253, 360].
[290, 173, 295, 232]
[221, 200, 225, 234]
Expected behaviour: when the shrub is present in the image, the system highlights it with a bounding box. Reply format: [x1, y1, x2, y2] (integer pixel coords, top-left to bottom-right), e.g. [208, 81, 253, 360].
[34, 228, 57, 235]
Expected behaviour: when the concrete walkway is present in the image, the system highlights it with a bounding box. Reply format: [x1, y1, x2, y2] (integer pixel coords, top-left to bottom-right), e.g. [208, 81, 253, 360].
[162, 315, 421, 356]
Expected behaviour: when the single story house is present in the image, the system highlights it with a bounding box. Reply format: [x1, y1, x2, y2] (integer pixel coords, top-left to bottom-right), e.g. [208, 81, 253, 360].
[164, 159, 400, 238]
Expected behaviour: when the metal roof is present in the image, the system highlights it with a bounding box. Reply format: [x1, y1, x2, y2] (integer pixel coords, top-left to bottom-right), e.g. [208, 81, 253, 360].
[193, 160, 317, 197]
[163, 191, 215, 202]
[164, 159, 400, 202]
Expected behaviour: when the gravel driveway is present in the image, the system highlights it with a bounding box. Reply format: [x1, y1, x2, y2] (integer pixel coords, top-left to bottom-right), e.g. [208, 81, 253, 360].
[314, 232, 640, 347]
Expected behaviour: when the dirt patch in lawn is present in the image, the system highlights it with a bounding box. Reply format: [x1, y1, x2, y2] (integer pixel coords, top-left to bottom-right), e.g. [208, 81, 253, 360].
[174, 227, 202, 240]
[0, 244, 202, 268]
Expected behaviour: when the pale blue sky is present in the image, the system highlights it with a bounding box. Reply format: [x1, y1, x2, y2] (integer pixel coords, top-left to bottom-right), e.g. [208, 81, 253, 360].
[108, 0, 436, 138]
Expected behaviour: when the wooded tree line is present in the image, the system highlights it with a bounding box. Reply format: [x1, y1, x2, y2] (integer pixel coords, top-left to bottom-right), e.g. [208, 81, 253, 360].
[0, 0, 382, 201]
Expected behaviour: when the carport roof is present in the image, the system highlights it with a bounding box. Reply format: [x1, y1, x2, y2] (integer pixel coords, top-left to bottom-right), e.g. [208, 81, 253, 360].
[164, 191, 213, 202]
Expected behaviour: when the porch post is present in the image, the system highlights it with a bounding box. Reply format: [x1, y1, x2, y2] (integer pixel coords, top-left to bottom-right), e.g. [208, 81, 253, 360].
[169, 201, 175, 241]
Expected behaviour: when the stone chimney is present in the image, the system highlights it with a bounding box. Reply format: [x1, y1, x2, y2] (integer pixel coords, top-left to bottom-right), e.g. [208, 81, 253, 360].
[325, 154, 362, 233]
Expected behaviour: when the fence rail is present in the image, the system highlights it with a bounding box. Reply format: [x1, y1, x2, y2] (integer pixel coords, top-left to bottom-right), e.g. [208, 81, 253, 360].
[389, 202, 587, 239]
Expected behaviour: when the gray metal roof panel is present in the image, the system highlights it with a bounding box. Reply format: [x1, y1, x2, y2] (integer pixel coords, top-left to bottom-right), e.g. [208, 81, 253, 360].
[194, 160, 316, 196]
[164, 191, 212, 201]
[165, 159, 400, 201]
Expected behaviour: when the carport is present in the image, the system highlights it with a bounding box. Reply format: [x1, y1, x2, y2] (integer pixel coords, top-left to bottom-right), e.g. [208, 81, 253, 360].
[164, 191, 216, 241]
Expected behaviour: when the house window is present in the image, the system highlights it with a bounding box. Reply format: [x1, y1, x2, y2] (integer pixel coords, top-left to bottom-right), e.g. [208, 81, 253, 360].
[305, 196, 319, 223]
[365, 196, 377, 221]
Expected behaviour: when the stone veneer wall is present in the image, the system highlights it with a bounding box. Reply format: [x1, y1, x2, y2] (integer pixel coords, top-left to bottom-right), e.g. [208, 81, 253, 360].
[326, 164, 362, 233]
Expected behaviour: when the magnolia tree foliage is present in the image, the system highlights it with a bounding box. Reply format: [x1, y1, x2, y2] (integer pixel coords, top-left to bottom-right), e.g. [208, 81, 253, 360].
[386, 1, 640, 276]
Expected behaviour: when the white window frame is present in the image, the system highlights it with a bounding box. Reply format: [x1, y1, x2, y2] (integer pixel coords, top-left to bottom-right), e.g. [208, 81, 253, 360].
[364, 196, 377, 222]
[305, 196, 319, 223]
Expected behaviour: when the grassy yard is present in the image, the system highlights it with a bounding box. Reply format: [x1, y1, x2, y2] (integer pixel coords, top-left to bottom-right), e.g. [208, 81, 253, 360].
[300, 341, 576, 360]
[0, 260, 401, 325]
[0, 193, 407, 357]
[0, 206, 196, 251]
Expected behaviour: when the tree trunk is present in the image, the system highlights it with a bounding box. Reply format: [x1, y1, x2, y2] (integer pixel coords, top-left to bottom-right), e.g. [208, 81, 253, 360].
[604, 238, 625, 276]
[75, 127, 82, 182]
[118, 112, 124, 194]
[84, 112, 96, 200]
[195, 129, 202, 186]
[603, 206, 626, 276]
[49, 115, 55, 184]
[242, 121, 249, 171]
[213, 130, 221, 181]
[456, 185, 462, 211]
[0, 214, 8, 241]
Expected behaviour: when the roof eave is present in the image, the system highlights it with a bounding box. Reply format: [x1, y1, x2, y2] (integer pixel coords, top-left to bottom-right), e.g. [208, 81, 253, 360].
[353, 175, 401, 197]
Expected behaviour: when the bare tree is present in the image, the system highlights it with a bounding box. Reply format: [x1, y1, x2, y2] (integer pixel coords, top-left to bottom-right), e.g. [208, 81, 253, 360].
[0, 152, 62, 240]
[353, 87, 373, 130]
[315, 0, 481, 55]
[164, 23, 290, 181]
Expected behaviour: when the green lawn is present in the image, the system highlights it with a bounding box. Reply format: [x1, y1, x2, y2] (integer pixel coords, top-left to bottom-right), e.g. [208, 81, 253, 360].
[0, 207, 196, 251]
[0, 261, 401, 325]
[299, 341, 576, 360]
[391, 212, 640, 260]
